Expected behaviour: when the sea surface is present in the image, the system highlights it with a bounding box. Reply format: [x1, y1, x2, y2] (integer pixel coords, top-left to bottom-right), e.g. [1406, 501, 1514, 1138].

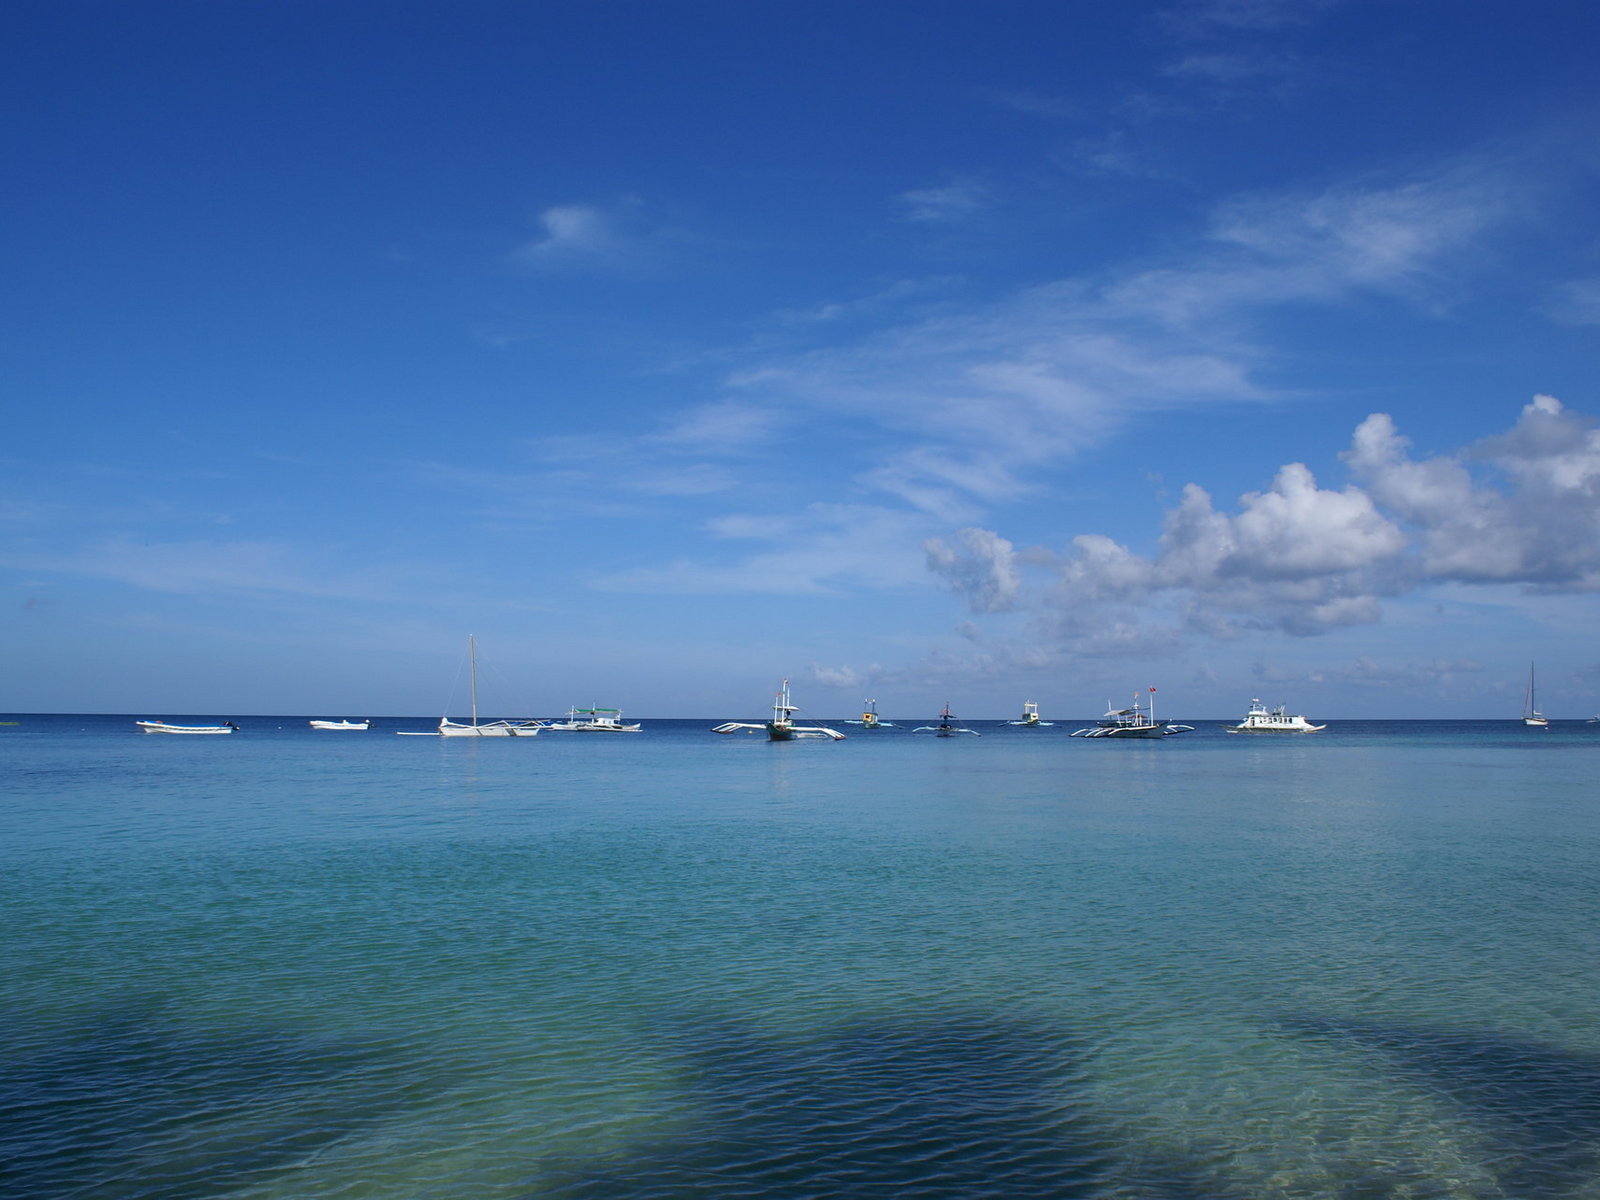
[4, 713, 1600, 1199]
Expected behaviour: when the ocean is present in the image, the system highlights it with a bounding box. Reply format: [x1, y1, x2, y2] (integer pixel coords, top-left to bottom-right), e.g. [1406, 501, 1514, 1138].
[4, 713, 1599, 1198]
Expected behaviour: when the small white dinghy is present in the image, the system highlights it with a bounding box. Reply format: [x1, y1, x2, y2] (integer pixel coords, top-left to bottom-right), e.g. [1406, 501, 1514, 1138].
[136, 720, 238, 734]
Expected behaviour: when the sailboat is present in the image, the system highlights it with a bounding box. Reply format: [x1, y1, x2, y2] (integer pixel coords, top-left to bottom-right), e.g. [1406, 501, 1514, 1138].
[711, 678, 845, 741]
[399, 637, 543, 737]
[1523, 662, 1549, 727]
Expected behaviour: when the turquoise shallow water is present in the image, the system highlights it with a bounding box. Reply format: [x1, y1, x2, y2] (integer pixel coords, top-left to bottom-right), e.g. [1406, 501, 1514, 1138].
[4, 714, 1600, 1198]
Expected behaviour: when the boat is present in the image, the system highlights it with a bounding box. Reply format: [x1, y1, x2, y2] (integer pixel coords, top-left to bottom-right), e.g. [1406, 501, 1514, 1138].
[399, 637, 543, 737]
[913, 703, 980, 737]
[1225, 699, 1324, 734]
[309, 719, 370, 731]
[1522, 662, 1549, 727]
[1006, 701, 1052, 727]
[136, 720, 238, 734]
[711, 679, 846, 741]
[541, 707, 641, 732]
[844, 699, 896, 729]
[1070, 690, 1193, 739]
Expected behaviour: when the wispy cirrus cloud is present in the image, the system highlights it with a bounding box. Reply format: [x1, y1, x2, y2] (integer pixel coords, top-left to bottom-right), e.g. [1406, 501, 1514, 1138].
[8, 537, 421, 603]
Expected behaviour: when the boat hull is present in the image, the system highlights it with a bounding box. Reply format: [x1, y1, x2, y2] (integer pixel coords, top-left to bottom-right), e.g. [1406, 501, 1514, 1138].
[136, 721, 234, 734]
[438, 719, 542, 737]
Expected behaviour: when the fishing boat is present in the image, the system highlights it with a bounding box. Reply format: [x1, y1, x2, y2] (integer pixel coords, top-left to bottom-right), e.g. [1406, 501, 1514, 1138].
[136, 720, 238, 734]
[1225, 699, 1324, 734]
[711, 678, 845, 741]
[913, 703, 980, 737]
[309, 719, 370, 731]
[1071, 690, 1193, 739]
[1522, 662, 1549, 727]
[1006, 701, 1052, 727]
[398, 637, 543, 737]
[844, 699, 895, 729]
[542, 707, 641, 732]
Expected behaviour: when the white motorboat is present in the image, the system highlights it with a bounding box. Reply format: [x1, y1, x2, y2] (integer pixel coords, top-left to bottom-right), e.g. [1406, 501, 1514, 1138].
[914, 703, 980, 737]
[844, 699, 895, 729]
[136, 720, 238, 735]
[712, 679, 845, 741]
[309, 719, 370, 731]
[542, 707, 641, 732]
[1522, 662, 1549, 727]
[1225, 699, 1324, 733]
[400, 637, 543, 737]
[1071, 690, 1193, 739]
[1006, 701, 1052, 727]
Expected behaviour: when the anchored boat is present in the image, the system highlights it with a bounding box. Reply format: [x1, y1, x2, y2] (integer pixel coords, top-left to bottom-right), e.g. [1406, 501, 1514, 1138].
[844, 699, 895, 729]
[136, 720, 238, 735]
[1225, 699, 1324, 734]
[542, 707, 641, 732]
[712, 679, 845, 741]
[1071, 690, 1193, 739]
[1006, 701, 1052, 727]
[399, 636, 543, 737]
[914, 703, 980, 737]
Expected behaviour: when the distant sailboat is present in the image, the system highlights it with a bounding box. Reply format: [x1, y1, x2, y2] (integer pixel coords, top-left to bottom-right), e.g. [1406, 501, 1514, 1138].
[1523, 662, 1549, 728]
[398, 637, 543, 737]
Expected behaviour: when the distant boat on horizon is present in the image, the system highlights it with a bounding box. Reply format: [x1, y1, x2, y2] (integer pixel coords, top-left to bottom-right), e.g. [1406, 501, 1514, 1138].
[711, 679, 845, 741]
[1225, 699, 1324, 734]
[1523, 662, 1549, 728]
[844, 699, 895, 729]
[398, 636, 543, 737]
[914, 703, 980, 737]
[309, 719, 370, 731]
[1071, 689, 1194, 739]
[136, 720, 238, 735]
[1005, 701, 1052, 727]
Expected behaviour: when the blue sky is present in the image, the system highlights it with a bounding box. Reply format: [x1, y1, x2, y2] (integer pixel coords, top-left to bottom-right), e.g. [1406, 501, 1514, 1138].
[5, 0, 1600, 719]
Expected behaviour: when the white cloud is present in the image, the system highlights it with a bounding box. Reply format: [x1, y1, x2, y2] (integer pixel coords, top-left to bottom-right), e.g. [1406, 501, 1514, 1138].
[898, 181, 988, 223]
[925, 527, 1022, 612]
[948, 398, 1600, 656]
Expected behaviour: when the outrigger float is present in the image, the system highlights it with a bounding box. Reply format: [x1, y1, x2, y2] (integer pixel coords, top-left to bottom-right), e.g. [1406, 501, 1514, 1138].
[712, 679, 846, 741]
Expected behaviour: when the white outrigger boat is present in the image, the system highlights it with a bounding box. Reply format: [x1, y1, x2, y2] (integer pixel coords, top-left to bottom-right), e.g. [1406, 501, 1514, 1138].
[1006, 701, 1052, 727]
[1225, 699, 1323, 733]
[712, 679, 845, 741]
[399, 636, 543, 737]
[914, 703, 980, 737]
[844, 699, 895, 729]
[309, 719, 370, 731]
[136, 720, 238, 734]
[1071, 691, 1193, 739]
[542, 706, 641, 732]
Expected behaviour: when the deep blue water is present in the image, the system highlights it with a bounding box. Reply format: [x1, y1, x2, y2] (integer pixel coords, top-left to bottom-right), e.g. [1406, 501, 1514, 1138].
[4, 714, 1600, 1198]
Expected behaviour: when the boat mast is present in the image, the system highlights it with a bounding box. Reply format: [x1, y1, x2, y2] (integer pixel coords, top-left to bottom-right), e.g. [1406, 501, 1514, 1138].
[469, 635, 479, 728]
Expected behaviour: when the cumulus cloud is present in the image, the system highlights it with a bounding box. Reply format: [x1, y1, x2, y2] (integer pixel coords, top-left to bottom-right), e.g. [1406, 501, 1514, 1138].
[924, 527, 1022, 612]
[947, 398, 1600, 650]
